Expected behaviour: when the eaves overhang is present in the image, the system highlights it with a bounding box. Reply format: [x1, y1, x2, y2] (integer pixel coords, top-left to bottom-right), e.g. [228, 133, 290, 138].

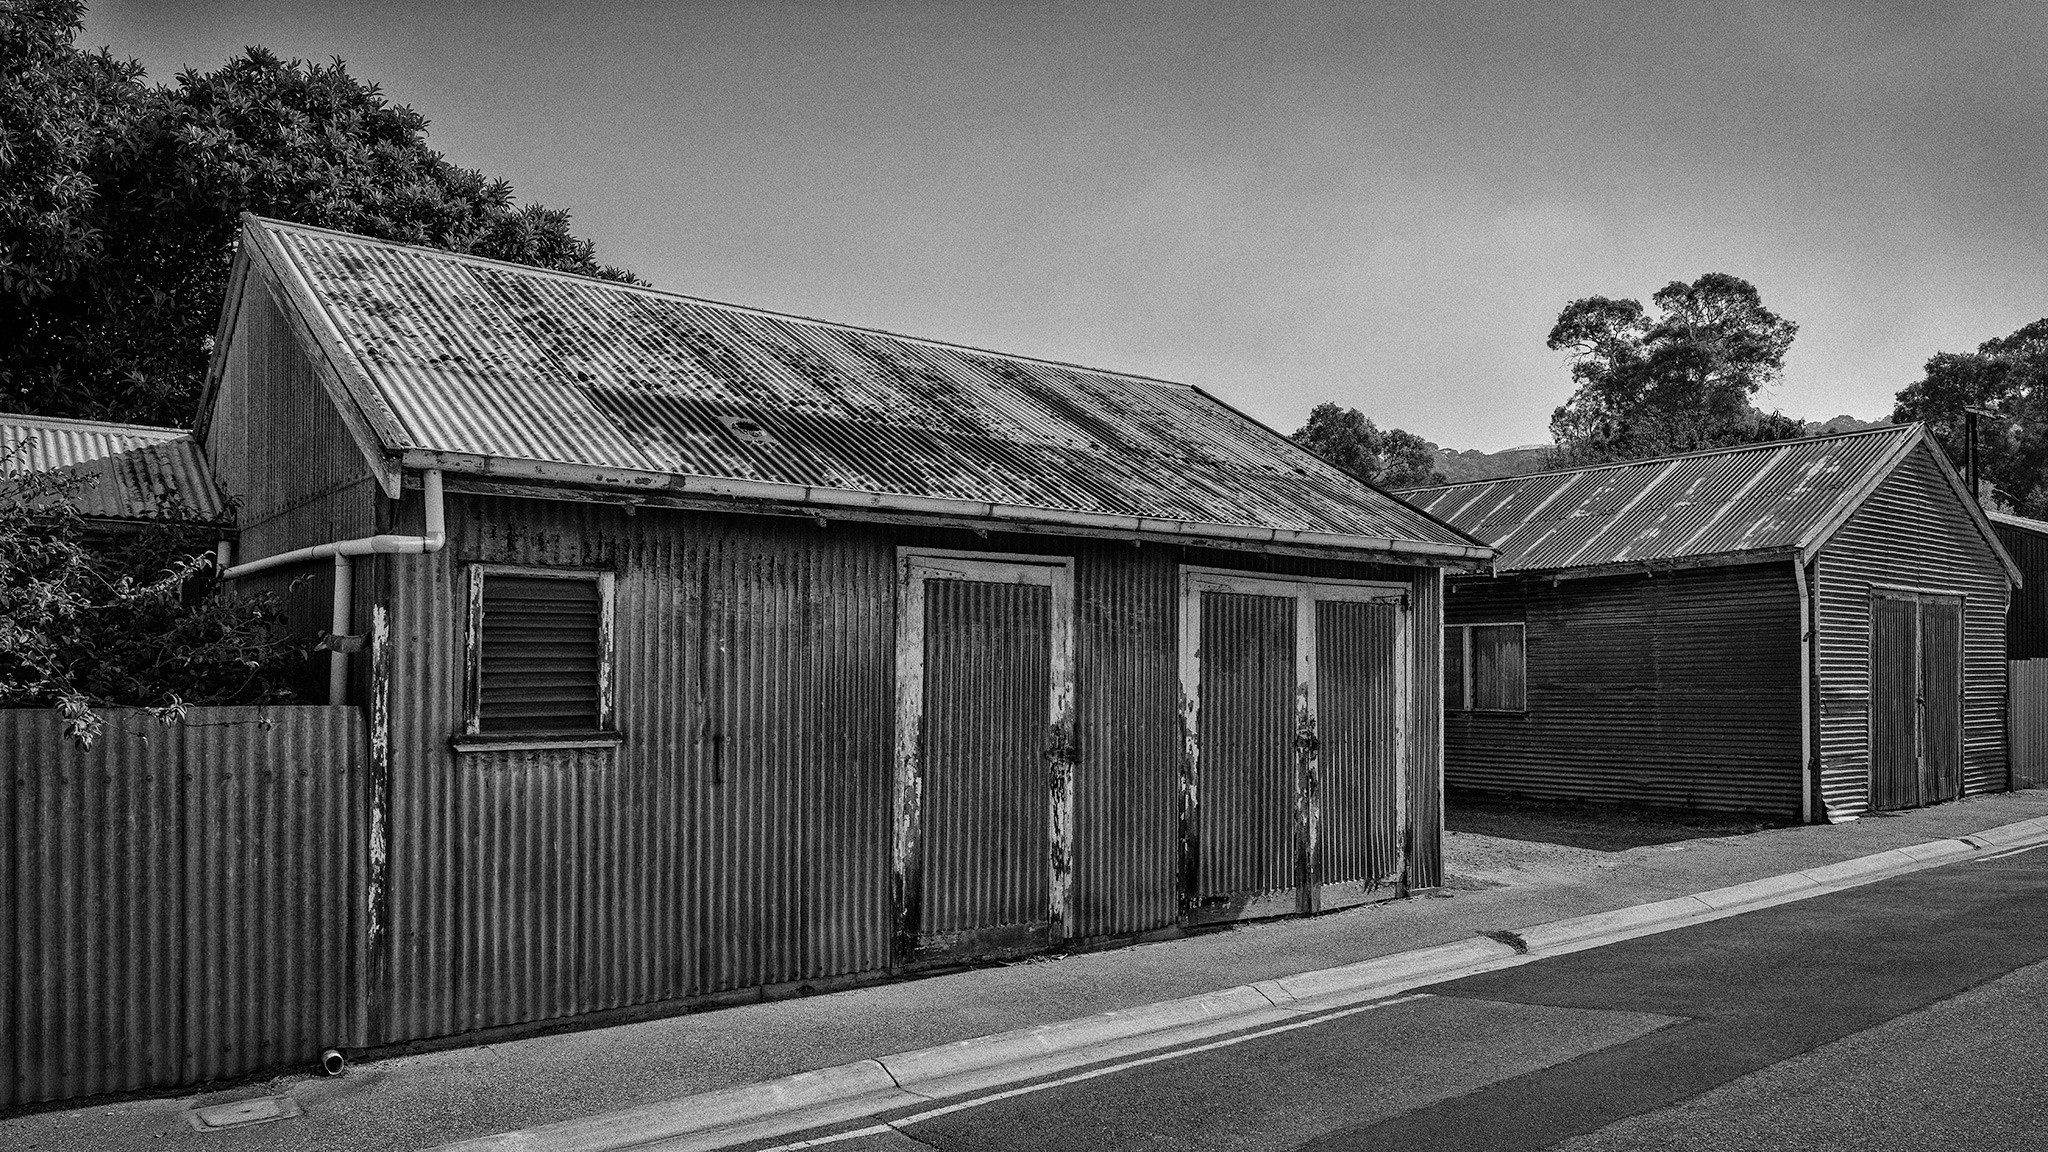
[398, 448, 1497, 568]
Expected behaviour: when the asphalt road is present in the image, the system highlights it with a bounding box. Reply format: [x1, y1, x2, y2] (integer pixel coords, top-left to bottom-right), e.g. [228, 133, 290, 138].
[779, 842, 2048, 1152]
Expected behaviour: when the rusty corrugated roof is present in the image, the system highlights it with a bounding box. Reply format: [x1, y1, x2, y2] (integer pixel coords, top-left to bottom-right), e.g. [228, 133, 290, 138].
[1, 412, 228, 524]
[239, 217, 1481, 557]
[1399, 428, 1922, 574]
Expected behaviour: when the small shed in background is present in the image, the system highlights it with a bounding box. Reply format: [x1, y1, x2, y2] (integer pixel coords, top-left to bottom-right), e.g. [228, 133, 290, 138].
[0, 412, 230, 538]
[1400, 427, 2019, 822]
[1992, 511, 2048, 788]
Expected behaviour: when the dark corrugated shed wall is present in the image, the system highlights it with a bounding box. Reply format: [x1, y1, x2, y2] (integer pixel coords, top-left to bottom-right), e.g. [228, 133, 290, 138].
[1813, 444, 2010, 814]
[2001, 521, 2048, 788]
[1444, 563, 1803, 815]
[1995, 522, 2048, 660]
[366, 492, 1444, 1045]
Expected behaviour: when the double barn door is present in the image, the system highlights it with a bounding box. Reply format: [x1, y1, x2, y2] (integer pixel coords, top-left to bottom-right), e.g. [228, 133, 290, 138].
[892, 555, 1412, 968]
[1869, 589, 1964, 810]
[1179, 569, 1410, 925]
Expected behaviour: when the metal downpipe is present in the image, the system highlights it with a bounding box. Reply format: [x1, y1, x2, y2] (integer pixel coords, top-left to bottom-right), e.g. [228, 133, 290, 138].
[222, 470, 446, 705]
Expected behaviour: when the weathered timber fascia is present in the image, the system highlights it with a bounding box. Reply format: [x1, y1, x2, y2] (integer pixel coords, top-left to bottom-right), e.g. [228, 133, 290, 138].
[419, 471, 1494, 571]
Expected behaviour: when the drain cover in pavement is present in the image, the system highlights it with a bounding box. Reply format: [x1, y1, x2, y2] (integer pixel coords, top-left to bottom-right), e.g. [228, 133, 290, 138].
[186, 1095, 302, 1131]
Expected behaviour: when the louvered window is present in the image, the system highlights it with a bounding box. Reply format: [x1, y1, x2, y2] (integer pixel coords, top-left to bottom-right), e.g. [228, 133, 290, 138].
[466, 570, 613, 736]
[1446, 623, 1525, 712]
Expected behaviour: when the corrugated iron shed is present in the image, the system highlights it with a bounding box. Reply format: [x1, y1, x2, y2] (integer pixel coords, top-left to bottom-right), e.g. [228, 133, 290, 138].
[221, 215, 1483, 559]
[0, 412, 228, 524]
[1402, 427, 1957, 575]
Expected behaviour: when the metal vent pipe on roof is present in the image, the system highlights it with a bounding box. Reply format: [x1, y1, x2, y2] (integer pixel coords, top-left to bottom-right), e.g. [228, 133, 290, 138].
[222, 470, 446, 703]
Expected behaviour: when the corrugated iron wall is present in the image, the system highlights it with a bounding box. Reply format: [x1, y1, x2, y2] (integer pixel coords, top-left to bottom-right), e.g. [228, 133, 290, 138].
[0, 707, 366, 1109]
[2010, 661, 2048, 788]
[203, 282, 380, 561]
[1813, 444, 2010, 815]
[1444, 563, 1803, 816]
[367, 495, 1446, 1047]
[202, 281, 383, 698]
[374, 495, 898, 1042]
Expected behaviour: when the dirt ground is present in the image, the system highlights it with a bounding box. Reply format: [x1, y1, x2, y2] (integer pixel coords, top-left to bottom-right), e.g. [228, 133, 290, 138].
[1446, 791, 1789, 852]
[1440, 791, 1794, 893]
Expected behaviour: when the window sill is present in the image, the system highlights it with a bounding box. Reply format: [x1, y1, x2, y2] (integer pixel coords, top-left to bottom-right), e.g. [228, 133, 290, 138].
[451, 731, 623, 754]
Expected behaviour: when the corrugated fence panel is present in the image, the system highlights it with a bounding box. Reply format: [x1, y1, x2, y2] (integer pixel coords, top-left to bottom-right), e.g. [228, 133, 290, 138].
[1, 706, 365, 1109]
[1814, 444, 2010, 816]
[1445, 564, 1803, 816]
[2011, 660, 2048, 789]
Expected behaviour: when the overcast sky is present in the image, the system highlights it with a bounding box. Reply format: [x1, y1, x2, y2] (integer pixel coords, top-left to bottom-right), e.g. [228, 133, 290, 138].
[85, 1, 2048, 450]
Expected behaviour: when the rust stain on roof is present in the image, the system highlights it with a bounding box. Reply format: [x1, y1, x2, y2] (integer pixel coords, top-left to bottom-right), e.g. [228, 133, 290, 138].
[249, 217, 1474, 551]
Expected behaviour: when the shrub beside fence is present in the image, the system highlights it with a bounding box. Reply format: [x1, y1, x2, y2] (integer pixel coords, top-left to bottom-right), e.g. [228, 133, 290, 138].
[2, 706, 367, 1109]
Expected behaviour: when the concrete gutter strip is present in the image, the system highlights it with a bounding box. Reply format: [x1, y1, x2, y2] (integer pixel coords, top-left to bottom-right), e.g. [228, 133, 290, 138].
[439, 1063, 916, 1152]
[432, 816, 2048, 1152]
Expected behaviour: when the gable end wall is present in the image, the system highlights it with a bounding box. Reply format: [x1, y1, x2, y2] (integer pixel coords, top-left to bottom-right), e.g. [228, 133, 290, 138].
[1812, 443, 2011, 815]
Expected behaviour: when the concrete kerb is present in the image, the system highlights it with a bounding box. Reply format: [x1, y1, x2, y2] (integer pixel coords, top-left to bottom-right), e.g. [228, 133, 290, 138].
[430, 815, 2048, 1152]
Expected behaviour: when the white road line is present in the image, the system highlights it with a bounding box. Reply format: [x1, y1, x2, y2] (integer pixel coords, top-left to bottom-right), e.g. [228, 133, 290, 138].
[749, 994, 1434, 1152]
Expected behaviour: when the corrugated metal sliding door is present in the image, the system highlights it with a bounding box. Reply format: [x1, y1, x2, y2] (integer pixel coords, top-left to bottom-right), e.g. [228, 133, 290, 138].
[1869, 589, 1964, 810]
[1179, 569, 1409, 926]
[1190, 591, 1298, 919]
[894, 551, 1075, 965]
[1316, 597, 1406, 912]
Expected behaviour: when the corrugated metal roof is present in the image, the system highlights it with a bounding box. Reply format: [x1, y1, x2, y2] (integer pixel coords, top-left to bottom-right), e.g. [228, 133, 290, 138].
[1992, 510, 2048, 538]
[1399, 428, 1920, 574]
[240, 216, 1479, 556]
[1, 413, 228, 524]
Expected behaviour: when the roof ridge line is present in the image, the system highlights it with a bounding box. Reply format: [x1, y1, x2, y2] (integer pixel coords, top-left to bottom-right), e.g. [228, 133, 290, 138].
[248, 214, 1209, 394]
[1, 411, 192, 438]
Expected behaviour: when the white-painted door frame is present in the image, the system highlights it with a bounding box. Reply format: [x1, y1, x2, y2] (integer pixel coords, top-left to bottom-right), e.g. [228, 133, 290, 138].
[1177, 567, 1411, 924]
[893, 547, 1076, 965]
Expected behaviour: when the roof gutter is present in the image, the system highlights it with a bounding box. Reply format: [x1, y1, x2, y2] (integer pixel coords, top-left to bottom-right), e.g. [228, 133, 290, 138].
[395, 449, 1494, 566]
[222, 470, 446, 703]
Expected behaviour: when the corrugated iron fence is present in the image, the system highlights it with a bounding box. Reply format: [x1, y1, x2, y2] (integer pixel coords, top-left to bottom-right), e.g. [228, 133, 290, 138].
[2012, 661, 2048, 790]
[1, 706, 366, 1110]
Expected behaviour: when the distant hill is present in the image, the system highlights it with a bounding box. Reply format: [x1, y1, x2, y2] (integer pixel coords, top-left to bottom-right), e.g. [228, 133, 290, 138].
[1432, 444, 1552, 484]
[1424, 415, 1892, 486]
[1803, 414, 1892, 437]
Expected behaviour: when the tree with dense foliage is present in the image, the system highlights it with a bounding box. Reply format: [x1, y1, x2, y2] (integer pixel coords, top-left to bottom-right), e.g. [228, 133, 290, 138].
[0, 460, 307, 746]
[1546, 272, 1805, 466]
[1291, 402, 1446, 488]
[1892, 318, 2048, 514]
[1, 0, 638, 428]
